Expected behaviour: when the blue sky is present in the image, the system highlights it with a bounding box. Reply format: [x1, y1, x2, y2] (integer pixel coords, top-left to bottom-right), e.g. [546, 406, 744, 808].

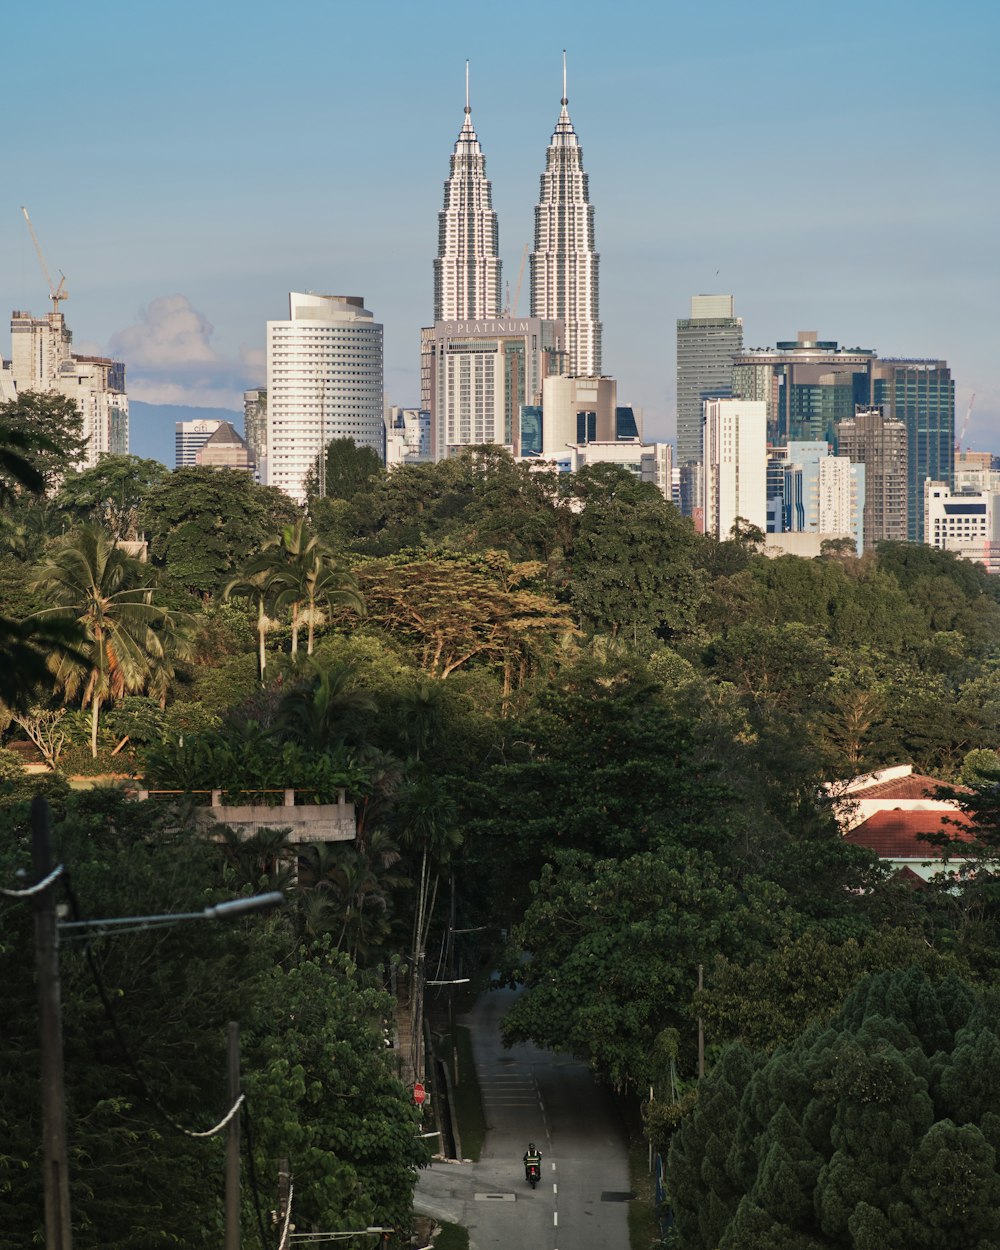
[3, 0, 997, 448]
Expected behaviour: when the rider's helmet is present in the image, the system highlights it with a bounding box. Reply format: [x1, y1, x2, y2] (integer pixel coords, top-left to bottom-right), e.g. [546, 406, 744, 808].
[528, 1143, 536, 1152]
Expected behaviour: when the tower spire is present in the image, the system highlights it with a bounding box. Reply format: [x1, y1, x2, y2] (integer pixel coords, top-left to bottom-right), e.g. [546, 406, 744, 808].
[465, 59, 470, 114]
[530, 57, 602, 376]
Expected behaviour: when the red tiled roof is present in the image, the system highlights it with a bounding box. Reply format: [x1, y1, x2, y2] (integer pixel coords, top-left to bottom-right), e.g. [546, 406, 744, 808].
[845, 808, 977, 858]
[849, 773, 963, 800]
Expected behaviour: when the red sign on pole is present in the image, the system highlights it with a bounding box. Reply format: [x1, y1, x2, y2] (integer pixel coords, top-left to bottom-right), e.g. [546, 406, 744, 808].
[413, 1081, 426, 1106]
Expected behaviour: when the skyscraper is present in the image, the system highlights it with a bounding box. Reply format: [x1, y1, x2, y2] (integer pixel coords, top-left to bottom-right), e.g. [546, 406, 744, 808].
[676, 294, 743, 468]
[176, 417, 224, 467]
[530, 55, 601, 377]
[433, 64, 501, 324]
[265, 292, 383, 503]
[701, 398, 767, 539]
[835, 405, 908, 548]
[874, 359, 954, 542]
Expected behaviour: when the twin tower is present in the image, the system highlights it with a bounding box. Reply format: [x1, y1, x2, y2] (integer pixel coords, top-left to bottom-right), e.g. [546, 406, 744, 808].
[432, 59, 602, 379]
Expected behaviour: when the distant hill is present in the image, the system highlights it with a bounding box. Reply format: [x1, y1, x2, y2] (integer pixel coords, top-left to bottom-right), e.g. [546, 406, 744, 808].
[129, 401, 243, 467]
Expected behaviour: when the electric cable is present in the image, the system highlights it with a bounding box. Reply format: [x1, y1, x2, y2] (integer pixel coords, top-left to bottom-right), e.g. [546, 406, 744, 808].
[64, 870, 245, 1139]
[242, 1101, 275, 1250]
[0, 863, 64, 897]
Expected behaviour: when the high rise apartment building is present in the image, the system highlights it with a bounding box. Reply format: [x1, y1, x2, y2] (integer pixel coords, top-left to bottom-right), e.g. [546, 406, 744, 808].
[10, 309, 128, 467]
[874, 359, 954, 542]
[701, 398, 767, 539]
[430, 316, 563, 460]
[266, 292, 383, 503]
[676, 295, 743, 468]
[778, 441, 864, 552]
[530, 61, 602, 377]
[835, 405, 908, 548]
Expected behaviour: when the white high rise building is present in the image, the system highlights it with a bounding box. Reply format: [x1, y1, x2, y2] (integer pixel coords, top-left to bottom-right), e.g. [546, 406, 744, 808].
[433, 65, 501, 324]
[265, 292, 383, 504]
[10, 309, 128, 467]
[702, 398, 767, 538]
[530, 56, 602, 377]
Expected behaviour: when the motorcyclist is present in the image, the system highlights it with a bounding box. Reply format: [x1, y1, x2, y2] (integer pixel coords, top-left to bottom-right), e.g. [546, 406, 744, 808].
[523, 1142, 542, 1181]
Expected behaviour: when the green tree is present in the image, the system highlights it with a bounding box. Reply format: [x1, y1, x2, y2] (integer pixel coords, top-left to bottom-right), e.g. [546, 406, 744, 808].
[0, 390, 89, 491]
[30, 524, 191, 756]
[668, 969, 1000, 1250]
[569, 493, 705, 644]
[56, 454, 168, 541]
[141, 466, 300, 598]
[309, 435, 385, 502]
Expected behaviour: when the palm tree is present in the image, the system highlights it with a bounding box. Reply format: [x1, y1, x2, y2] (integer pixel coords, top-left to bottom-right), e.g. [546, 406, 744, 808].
[223, 563, 278, 679]
[274, 660, 377, 749]
[30, 524, 190, 757]
[259, 520, 364, 657]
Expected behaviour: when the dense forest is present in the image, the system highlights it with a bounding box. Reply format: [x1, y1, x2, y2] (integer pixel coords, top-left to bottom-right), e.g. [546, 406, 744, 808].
[3, 395, 1000, 1248]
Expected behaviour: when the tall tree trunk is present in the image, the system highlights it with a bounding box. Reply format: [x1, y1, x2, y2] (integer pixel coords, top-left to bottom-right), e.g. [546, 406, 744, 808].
[257, 596, 267, 678]
[90, 689, 100, 759]
[291, 603, 299, 657]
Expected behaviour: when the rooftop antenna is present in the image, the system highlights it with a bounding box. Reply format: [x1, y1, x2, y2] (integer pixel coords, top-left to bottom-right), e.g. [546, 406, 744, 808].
[562, 49, 567, 105]
[465, 59, 470, 114]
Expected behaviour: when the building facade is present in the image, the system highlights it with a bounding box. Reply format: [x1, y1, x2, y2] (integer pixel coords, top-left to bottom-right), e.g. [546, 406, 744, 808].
[529, 62, 602, 377]
[243, 388, 267, 471]
[925, 481, 1000, 574]
[835, 405, 908, 548]
[430, 316, 563, 460]
[676, 294, 743, 468]
[702, 398, 767, 539]
[10, 309, 128, 467]
[195, 421, 255, 473]
[385, 407, 431, 467]
[732, 331, 876, 447]
[266, 292, 383, 503]
[176, 417, 224, 467]
[538, 373, 616, 456]
[875, 359, 954, 542]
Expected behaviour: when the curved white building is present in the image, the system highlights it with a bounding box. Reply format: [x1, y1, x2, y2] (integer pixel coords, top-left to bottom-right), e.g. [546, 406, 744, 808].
[530, 58, 602, 377]
[433, 68, 501, 322]
[265, 292, 383, 504]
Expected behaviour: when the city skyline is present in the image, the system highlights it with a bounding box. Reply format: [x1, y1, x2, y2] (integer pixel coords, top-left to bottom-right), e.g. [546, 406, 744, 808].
[2, 0, 996, 449]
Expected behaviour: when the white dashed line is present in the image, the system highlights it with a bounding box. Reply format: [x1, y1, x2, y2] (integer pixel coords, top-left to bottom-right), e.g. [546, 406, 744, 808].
[553, 1183, 558, 1195]
[554, 1212, 559, 1227]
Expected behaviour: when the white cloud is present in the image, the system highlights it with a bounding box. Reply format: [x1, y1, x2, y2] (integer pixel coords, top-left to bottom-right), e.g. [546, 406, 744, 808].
[109, 295, 262, 407]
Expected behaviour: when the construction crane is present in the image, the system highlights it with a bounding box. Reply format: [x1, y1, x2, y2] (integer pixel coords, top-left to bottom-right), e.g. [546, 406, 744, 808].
[21, 206, 68, 314]
[955, 392, 976, 454]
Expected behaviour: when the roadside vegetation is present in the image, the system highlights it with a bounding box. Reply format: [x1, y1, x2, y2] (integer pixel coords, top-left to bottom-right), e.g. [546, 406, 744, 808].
[3, 397, 1000, 1246]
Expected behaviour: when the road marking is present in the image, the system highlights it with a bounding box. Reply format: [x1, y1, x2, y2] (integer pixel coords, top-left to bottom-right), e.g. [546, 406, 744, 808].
[551, 1162, 556, 1172]
[553, 1183, 558, 1195]
[553, 1212, 558, 1227]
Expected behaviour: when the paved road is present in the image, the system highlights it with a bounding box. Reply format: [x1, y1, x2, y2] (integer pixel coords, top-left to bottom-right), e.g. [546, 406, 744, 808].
[416, 987, 631, 1250]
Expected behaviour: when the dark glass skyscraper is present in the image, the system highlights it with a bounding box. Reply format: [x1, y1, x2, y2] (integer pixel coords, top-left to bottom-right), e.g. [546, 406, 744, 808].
[874, 360, 955, 542]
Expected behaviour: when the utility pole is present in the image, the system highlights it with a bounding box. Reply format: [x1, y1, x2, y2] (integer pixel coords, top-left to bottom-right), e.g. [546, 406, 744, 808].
[225, 1021, 241, 1250]
[32, 796, 73, 1250]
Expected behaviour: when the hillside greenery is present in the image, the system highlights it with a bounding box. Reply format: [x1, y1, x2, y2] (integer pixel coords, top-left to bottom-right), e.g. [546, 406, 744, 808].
[4, 415, 1000, 1243]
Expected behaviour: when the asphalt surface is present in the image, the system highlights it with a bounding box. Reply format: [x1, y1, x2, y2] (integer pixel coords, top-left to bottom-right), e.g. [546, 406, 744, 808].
[415, 987, 631, 1250]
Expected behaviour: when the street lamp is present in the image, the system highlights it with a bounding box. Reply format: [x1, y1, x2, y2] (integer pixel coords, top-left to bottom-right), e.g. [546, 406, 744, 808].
[22, 795, 283, 1250]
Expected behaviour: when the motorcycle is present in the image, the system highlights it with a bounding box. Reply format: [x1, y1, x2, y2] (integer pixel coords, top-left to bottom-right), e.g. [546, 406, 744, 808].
[525, 1162, 540, 1189]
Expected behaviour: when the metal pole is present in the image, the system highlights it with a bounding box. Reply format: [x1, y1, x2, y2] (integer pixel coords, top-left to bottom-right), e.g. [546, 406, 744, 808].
[32, 795, 73, 1250]
[225, 1021, 240, 1250]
